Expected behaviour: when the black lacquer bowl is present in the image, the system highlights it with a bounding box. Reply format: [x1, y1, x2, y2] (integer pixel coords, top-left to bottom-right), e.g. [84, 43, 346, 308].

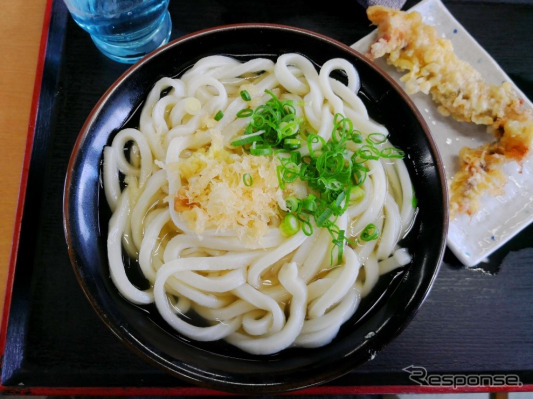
[63, 24, 448, 394]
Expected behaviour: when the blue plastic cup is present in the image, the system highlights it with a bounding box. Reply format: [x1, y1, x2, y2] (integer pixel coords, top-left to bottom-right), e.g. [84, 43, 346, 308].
[63, 0, 172, 64]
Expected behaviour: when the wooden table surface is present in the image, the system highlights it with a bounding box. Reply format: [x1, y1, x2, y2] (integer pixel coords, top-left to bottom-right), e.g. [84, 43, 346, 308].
[0, 1, 48, 311]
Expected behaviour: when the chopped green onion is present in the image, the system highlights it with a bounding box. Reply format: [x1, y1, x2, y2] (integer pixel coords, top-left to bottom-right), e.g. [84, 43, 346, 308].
[214, 110, 224, 121]
[283, 138, 301, 150]
[307, 134, 326, 157]
[333, 190, 347, 210]
[280, 213, 300, 236]
[243, 173, 253, 187]
[231, 91, 406, 265]
[290, 151, 301, 164]
[280, 162, 299, 183]
[349, 186, 364, 204]
[233, 89, 302, 150]
[301, 194, 317, 213]
[285, 196, 300, 212]
[380, 147, 405, 159]
[361, 223, 380, 241]
[412, 186, 418, 209]
[332, 114, 353, 144]
[366, 132, 387, 145]
[351, 132, 364, 144]
[357, 145, 381, 160]
[236, 108, 254, 118]
[249, 146, 273, 156]
[240, 90, 251, 101]
[316, 208, 334, 227]
[352, 163, 369, 185]
[332, 229, 346, 263]
[279, 121, 299, 137]
[276, 165, 286, 190]
[231, 134, 263, 147]
[298, 214, 314, 236]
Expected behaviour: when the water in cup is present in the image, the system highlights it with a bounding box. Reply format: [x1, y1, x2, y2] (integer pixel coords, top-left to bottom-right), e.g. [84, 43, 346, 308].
[63, 0, 172, 64]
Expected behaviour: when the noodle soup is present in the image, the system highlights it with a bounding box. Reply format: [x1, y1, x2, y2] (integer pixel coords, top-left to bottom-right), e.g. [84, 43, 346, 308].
[102, 53, 417, 355]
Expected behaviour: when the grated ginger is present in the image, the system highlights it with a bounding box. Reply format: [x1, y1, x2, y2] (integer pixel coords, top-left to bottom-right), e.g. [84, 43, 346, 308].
[173, 130, 287, 241]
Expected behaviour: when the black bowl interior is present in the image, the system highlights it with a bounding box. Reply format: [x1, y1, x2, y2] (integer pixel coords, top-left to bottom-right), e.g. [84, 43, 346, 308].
[64, 24, 448, 394]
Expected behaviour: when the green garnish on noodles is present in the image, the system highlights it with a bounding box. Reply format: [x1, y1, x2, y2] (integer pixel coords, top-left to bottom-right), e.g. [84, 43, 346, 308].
[232, 90, 404, 264]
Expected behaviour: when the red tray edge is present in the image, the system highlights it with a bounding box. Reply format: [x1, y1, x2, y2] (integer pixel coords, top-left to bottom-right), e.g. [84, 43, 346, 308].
[0, 0, 55, 376]
[2, 383, 533, 396]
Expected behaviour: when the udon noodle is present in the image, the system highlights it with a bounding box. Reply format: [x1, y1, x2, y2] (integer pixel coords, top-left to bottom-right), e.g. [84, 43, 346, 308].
[102, 53, 416, 355]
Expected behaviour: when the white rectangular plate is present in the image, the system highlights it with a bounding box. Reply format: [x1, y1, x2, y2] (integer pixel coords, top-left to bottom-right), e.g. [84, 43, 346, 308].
[352, 0, 533, 267]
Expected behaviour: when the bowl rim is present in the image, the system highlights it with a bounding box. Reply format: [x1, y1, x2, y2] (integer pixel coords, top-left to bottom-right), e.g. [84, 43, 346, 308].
[63, 22, 449, 393]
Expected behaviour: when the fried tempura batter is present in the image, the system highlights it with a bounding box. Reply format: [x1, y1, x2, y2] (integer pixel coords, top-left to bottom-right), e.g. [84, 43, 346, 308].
[366, 5, 533, 216]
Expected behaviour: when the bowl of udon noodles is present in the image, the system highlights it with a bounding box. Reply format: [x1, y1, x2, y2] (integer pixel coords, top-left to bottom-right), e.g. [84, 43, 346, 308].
[64, 23, 448, 393]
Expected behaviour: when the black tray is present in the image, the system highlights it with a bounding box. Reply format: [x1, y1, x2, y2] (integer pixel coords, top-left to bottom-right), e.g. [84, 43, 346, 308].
[2, 0, 533, 395]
